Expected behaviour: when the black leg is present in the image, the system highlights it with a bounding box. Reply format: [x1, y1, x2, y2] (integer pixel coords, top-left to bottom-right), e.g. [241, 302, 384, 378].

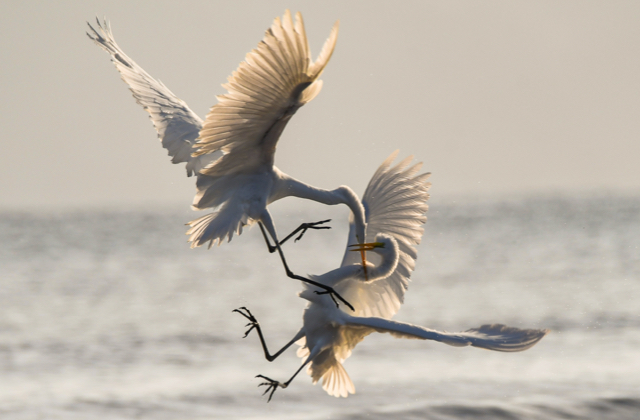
[257, 222, 355, 312]
[258, 220, 331, 252]
[258, 222, 277, 253]
[232, 307, 302, 362]
[281, 265, 354, 312]
[256, 358, 311, 402]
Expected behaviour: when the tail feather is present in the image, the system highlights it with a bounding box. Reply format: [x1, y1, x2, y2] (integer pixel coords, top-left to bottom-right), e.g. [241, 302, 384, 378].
[186, 203, 249, 248]
[321, 361, 355, 398]
[307, 351, 355, 398]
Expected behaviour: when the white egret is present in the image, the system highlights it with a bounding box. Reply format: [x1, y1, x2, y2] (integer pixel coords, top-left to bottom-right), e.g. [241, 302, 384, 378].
[234, 152, 548, 400]
[87, 11, 368, 308]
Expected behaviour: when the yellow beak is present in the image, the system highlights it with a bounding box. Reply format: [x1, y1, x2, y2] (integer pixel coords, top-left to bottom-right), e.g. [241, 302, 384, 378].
[348, 242, 385, 252]
[348, 242, 384, 281]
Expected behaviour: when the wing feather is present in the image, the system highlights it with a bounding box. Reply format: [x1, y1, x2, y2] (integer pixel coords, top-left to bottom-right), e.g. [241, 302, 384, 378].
[307, 348, 356, 398]
[193, 11, 340, 178]
[87, 19, 216, 176]
[336, 151, 431, 318]
[346, 317, 549, 352]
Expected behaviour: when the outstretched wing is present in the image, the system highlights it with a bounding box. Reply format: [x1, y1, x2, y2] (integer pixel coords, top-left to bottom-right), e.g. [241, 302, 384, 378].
[87, 19, 217, 176]
[336, 151, 431, 318]
[192, 10, 339, 177]
[346, 317, 549, 352]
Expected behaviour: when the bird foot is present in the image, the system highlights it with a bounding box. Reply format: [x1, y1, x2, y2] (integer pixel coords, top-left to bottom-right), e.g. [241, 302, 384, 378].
[256, 374, 285, 402]
[286, 271, 355, 312]
[314, 289, 342, 308]
[232, 306, 259, 338]
[293, 219, 332, 242]
[314, 288, 355, 312]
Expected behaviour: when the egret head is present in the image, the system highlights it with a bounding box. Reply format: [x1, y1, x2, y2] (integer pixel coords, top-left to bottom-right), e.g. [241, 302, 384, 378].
[348, 233, 399, 282]
[349, 233, 397, 257]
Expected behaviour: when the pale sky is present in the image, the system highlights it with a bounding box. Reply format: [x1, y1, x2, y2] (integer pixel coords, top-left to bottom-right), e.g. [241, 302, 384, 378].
[1, 1, 639, 210]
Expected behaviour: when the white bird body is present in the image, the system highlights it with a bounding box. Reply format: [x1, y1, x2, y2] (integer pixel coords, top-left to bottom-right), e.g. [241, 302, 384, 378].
[238, 152, 548, 400]
[296, 232, 547, 398]
[188, 166, 364, 248]
[87, 11, 367, 252]
[296, 233, 410, 398]
[302, 234, 401, 294]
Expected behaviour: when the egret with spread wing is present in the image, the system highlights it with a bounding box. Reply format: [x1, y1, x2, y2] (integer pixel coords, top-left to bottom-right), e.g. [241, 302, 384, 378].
[234, 152, 548, 400]
[87, 11, 367, 308]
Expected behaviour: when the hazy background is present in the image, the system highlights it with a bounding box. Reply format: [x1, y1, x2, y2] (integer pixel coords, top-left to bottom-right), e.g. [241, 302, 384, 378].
[1, 2, 640, 418]
[1, 0, 639, 210]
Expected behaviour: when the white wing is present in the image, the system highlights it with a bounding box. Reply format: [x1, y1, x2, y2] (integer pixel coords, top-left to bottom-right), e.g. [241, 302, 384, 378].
[346, 317, 549, 352]
[336, 151, 431, 318]
[192, 10, 339, 177]
[87, 19, 217, 176]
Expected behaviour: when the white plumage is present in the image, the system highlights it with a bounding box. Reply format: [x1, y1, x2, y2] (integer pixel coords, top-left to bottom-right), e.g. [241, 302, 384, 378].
[235, 152, 548, 400]
[87, 11, 367, 277]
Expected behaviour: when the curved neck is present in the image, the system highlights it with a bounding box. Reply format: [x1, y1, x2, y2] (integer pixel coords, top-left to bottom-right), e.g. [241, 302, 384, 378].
[274, 174, 366, 239]
[364, 249, 398, 283]
[337, 185, 366, 242]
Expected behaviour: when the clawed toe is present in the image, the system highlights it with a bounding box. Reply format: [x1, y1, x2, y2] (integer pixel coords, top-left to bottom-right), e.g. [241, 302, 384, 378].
[256, 374, 281, 402]
[313, 288, 355, 312]
[233, 307, 259, 338]
[294, 219, 332, 242]
[242, 323, 257, 338]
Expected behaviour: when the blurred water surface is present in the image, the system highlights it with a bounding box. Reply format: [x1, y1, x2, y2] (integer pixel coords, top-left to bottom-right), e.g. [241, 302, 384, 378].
[0, 194, 638, 419]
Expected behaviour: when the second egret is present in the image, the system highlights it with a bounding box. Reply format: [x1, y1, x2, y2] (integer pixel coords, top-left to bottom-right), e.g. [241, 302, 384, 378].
[235, 152, 548, 400]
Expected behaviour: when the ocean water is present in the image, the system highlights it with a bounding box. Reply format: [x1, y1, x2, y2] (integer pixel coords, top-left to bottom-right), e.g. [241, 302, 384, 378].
[0, 194, 638, 419]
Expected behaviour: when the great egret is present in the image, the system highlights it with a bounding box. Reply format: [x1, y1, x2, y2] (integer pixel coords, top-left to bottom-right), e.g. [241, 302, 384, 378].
[234, 152, 548, 400]
[87, 11, 367, 308]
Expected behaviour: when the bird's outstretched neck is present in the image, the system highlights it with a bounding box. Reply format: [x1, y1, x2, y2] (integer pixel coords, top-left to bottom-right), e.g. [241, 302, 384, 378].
[274, 173, 366, 236]
[275, 174, 370, 280]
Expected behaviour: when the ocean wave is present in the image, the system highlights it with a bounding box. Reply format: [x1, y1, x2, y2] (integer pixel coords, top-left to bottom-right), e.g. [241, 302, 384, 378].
[341, 396, 640, 420]
[2, 394, 637, 420]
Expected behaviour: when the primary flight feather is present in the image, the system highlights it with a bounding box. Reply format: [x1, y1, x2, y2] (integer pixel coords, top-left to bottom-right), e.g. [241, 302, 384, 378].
[88, 11, 367, 306]
[235, 152, 548, 400]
